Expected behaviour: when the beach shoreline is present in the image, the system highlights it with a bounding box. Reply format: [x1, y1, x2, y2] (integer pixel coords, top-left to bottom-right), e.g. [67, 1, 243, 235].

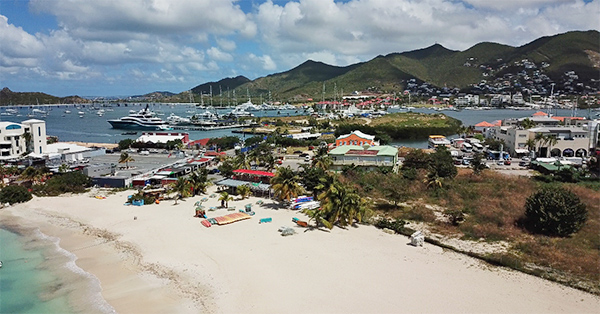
[2, 188, 599, 313]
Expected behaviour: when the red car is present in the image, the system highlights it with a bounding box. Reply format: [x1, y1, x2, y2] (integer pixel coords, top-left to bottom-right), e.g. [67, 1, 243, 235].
[504, 160, 511, 165]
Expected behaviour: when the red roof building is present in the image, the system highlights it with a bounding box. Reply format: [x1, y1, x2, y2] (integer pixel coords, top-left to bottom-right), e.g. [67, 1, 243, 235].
[188, 138, 210, 148]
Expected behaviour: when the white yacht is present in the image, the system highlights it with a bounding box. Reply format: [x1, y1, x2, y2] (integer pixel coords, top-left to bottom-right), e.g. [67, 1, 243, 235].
[226, 107, 254, 118]
[108, 105, 171, 130]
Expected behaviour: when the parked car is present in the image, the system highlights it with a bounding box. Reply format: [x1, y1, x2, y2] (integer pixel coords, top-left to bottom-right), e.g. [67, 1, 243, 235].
[276, 159, 283, 165]
[504, 160, 512, 165]
[299, 153, 310, 157]
[519, 160, 530, 167]
[293, 150, 302, 154]
[208, 168, 220, 174]
[496, 160, 504, 166]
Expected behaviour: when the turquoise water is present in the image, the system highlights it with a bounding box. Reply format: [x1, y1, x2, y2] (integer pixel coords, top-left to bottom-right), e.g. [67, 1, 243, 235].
[0, 225, 114, 314]
[0, 227, 75, 313]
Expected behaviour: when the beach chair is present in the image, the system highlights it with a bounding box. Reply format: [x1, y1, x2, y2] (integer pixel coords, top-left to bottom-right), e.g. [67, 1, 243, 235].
[259, 217, 272, 224]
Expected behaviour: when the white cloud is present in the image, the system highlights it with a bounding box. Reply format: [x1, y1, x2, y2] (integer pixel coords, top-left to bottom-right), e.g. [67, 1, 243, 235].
[29, 0, 256, 40]
[248, 53, 277, 71]
[217, 38, 237, 51]
[207, 47, 233, 62]
[253, 0, 599, 70]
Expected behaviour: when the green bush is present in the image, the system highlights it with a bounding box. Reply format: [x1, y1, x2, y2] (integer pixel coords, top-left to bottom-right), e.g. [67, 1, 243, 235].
[33, 171, 92, 196]
[524, 185, 587, 237]
[0, 185, 32, 204]
[374, 217, 407, 234]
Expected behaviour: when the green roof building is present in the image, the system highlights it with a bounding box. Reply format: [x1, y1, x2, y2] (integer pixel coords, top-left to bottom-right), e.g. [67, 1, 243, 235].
[328, 145, 398, 172]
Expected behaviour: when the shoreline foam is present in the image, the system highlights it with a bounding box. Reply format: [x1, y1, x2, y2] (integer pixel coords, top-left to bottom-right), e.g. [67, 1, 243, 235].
[2, 188, 599, 313]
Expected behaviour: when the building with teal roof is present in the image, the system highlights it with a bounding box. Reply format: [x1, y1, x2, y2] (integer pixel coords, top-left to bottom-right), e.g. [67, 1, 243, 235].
[328, 145, 398, 172]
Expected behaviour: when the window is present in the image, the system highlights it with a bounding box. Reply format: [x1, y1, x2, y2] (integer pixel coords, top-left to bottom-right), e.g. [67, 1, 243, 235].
[38, 127, 41, 137]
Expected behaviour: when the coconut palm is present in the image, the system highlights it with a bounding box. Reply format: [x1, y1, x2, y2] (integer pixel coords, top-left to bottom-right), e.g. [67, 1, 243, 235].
[271, 166, 304, 202]
[311, 146, 332, 170]
[317, 181, 369, 228]
[218, 191, 234, 208]
[534, 132, 546, 157]
[545, 134, 558, 155]
[424, 173, 443, 190]
[236, 184, 252, 199]
[118, 152, 135, 169]
[171, 177, 191, 205]
[234, 152, 251, 170]
[521, 118, 537, 129]
[188, 169, 211, 195]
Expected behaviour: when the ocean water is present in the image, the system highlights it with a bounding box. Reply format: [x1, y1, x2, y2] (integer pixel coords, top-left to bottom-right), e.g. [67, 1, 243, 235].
[0, 225, 115, 314]
[0, 104, 585, 147]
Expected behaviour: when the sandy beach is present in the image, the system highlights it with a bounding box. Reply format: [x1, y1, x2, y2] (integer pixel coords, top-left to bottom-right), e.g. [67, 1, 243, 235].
[2, 186, 599, 313]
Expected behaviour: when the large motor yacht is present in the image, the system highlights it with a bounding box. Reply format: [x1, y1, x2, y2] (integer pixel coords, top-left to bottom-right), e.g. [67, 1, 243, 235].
[108, 105, 171, 130]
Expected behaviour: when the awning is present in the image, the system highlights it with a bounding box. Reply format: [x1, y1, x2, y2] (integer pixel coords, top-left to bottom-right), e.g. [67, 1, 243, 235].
[155, 171, 174, 176]
[514, 149, 529, 154]
[233, 169, 275, 177]
[149, 175, 166, 180]
[216, 179, 271, 191]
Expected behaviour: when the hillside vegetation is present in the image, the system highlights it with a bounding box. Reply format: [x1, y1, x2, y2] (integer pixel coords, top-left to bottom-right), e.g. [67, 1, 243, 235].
[226, 30, 599, 100]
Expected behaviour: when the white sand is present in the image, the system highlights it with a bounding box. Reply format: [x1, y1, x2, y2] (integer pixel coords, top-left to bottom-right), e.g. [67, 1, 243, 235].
[3, 186, 599, 313]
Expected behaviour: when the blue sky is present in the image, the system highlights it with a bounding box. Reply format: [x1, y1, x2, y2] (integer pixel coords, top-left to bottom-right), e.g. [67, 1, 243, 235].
[0, 0, 598, 97]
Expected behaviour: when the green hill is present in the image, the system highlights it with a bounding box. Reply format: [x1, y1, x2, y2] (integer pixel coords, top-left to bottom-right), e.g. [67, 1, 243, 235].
[0, 87, 89, 106]
[218, 30, 599, 101]
[191, 76, 250, 95]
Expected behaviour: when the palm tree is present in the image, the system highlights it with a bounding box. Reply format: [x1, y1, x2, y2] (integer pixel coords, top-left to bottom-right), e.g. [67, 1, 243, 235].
[317, 181, 369, 229]
[23, 131, 33, 153]
[521, 118, 537, 130]
[545, 134, 558, 156]
[236, 184, 252, 199]
[20, 166, 45, 184]
[218, 191, 233, 208]
[424, 173, 443, 190]
[271, 166, 304, 202]
[234, 152, 251, 170]
[525, 138, 536, 154]
[119, 152, 135, 169]
[534, 132, 546, 157]
[311, 146, 332, 170]
[171, 177, 191, 205]
[188, 169, 210, 195]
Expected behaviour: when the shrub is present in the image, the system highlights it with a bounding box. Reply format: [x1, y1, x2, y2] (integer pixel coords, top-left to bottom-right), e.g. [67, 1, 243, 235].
[0, 185, 32, 204]
[34, 171, 92, 196]
[445, 209, 465, 226]
[374, 217, 407, 234]
[524, 185, 587, 237]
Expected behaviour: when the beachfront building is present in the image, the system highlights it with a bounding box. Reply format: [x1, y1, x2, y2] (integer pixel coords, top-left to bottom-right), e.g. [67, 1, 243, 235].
[335, 130, 379, 147]
[487, 125, 591, 158]
[0, 119, 47, 160]
[137, 132, 190, 145]
[328, 145, 398, 172]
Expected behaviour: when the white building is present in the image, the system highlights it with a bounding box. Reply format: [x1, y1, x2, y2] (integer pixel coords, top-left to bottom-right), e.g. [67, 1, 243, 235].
[0, 119, 47, 160]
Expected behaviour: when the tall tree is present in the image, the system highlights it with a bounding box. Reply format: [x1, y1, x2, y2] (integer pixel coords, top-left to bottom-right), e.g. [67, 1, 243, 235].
[318, 180, 370, 228]
[271, 166, 304, 202]
[171, 177, 191, 205]
[118, 152, 135, 168]
[218, 191, 234, 208]
[189, 169, 210, 195]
